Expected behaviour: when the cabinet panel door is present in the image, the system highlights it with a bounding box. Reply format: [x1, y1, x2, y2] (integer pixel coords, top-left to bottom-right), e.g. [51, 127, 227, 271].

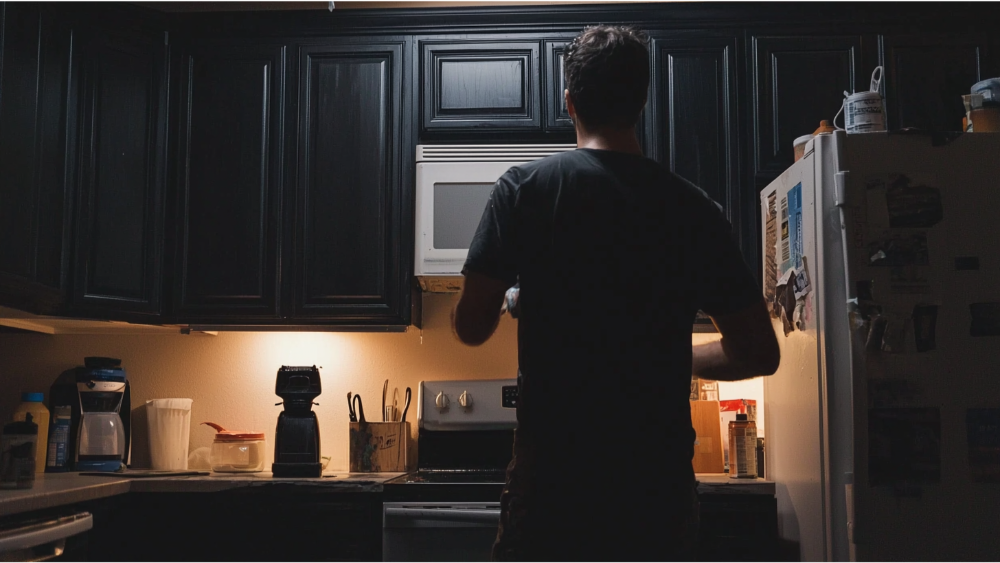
[175, 44, 285, 319]
[649, 35, 740, 220]
[753, 35, 876, 177]
[422, 41, 540, 130]
[74, 32, 166, 316]
[883, 35, 993, 132]
[294, 43, 405, 321]
[544, 40, 573, 130]
[0, 5, 73, 313]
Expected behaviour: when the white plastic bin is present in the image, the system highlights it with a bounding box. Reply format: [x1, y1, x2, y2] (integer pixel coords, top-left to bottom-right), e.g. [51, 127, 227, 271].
[145, 399, 193, 470]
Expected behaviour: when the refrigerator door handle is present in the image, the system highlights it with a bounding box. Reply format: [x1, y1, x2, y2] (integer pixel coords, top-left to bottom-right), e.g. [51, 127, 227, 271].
[834, 171, 849, 208]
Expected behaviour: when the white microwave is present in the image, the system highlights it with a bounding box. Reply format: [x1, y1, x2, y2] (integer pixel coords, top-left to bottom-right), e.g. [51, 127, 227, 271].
[414, 144, 576, 276]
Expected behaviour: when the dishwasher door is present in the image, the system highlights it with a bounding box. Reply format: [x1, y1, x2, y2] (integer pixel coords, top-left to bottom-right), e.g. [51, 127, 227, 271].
[383, 502, 500, 562]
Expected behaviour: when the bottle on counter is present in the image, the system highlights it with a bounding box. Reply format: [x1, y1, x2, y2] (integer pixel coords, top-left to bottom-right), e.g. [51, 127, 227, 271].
[1, 413, 38, 489]
[756, 437, 765, 479]
[728, 413, 758, 479]
[12, 393, 49, 474]
[46, 405, 72, 472]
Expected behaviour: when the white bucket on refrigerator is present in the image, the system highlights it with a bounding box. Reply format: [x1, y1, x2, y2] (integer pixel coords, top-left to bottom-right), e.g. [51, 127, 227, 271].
[835, 66, 886, 134]
[146, 398, 193, 470]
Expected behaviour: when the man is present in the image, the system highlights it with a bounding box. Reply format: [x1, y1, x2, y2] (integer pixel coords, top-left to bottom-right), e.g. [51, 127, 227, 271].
[453, 25, 780, 562]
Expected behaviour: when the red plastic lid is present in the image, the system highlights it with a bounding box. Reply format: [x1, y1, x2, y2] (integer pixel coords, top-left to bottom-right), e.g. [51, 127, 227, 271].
[202, 422, 264, 441]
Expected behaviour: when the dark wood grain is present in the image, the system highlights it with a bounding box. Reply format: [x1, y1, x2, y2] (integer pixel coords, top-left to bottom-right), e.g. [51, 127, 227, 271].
[752, 35, 876, 177]
[883, 35, 990, 132]
[0, 5, 42, 282]
[294, 42, 404, 320]
[174, 43, 285, 319]
[0, 5, 73, 313]
[74, 32, 165, 315]
[422, 41, 540, 130]
[544, 40, 573, 130]
[647, 33, 753, 269]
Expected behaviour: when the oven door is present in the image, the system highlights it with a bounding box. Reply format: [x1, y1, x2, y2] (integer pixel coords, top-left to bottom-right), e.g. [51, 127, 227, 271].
[414, 161, 520, 276]
[382, 502, 500, 562]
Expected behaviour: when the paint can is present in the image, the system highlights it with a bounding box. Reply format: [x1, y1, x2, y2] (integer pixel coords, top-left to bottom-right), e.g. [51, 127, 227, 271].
[834, 66, 886, 134]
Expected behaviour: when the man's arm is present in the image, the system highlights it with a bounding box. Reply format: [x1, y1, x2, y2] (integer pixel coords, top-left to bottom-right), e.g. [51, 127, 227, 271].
[692, 298, 780, 381]
[453, 271, 510, 345]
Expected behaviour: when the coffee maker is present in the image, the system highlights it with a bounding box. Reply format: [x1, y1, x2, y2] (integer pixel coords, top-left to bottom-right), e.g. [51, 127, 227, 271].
[48, 357, 131, 472]
[272, 366, 322, 477]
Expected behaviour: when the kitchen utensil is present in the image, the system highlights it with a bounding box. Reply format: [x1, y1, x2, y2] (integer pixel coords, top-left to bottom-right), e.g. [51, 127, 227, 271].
[392, 388, 400, 422]
[400, 387, 411, 423]
[146, 398, 192, 471]
[202, 422, 265, 473]
[348, 392, 356, 423]
[382, 379, 389, 422]
[352, 394, 366, 423]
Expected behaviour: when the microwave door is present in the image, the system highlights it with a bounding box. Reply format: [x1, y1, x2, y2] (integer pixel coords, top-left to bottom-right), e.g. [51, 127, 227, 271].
[415, 161, 522, 275]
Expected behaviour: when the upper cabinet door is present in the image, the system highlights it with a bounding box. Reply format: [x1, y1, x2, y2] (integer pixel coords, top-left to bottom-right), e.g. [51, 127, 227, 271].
[647, 33, 751, 267]
[752, 34, 878, 178]
[882, 34, 995, 132]
[174, 43, 286, 320]
[543, 40, 573, 131]
[0, 5, 73, 314]
[648, 34, 741, 220]
[293, 42, 406, 322]
[73, 31, 167, 317]
[421, 40, 540, 131]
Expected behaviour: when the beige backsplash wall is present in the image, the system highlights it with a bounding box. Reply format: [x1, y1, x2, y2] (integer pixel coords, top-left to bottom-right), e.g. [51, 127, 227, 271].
[0, 294, 737, 471]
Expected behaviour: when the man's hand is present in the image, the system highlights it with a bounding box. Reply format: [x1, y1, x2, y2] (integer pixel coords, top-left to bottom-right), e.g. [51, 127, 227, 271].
[453, 271, 510, 345]
[692, 298, 780, 381]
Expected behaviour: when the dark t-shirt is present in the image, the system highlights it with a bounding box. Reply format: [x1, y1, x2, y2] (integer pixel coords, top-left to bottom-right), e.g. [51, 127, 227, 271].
[464, 148, 760, 487]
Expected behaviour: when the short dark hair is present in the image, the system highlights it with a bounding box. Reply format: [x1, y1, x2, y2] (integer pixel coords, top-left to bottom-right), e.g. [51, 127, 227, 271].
[563, 25, 650, 130]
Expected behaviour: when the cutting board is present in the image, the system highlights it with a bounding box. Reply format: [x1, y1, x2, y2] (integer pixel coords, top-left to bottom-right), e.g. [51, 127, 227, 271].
[690, 400, 725, 473]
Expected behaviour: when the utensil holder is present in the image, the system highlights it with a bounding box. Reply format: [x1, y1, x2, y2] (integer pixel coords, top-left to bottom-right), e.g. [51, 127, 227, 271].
[349, 421, 409, 472]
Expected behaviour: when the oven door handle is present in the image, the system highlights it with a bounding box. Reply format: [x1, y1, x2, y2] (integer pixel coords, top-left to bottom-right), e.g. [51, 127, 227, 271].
[384, 507, 501, 525]
[0, 512, 92, 560]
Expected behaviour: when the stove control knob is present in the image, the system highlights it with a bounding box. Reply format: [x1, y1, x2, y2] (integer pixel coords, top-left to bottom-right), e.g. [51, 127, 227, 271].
[458, 391, 472, 409]
[435, 391, 449, 410]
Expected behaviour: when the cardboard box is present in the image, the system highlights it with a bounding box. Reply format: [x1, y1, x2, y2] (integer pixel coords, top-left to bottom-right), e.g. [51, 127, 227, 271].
[349, 421, 409, 472]
[690, 400, 724, 473]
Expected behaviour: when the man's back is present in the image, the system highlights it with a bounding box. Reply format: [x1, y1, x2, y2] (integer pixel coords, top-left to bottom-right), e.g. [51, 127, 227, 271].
[470, 148, 760, 480]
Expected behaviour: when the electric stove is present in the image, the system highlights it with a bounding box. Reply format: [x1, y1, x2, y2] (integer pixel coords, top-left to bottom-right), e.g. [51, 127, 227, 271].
[382, 378, 517, 561]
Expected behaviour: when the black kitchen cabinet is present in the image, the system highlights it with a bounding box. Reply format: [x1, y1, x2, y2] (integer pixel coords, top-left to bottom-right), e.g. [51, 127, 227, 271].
[647, 33, 743, 237]
[751, 34, 879, 180]
[0, 4, 74, 314]
[420, 40, 541, 131]
[882, 34, 995, 132]
[543, 40, 573, 131]
[292, 41, 409, 323]
[90, 490, 384, 561]
[72, 29, 168, 318]
[172, 42, 287, 321]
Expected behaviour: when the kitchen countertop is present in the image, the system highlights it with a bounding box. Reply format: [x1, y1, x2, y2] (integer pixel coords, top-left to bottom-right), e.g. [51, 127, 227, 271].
[0, 471, 406, 518]
[696, 473, 775, 495]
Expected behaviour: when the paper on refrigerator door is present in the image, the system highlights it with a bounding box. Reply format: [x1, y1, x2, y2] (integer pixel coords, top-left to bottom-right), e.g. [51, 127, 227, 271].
[780, 183, 803, 276]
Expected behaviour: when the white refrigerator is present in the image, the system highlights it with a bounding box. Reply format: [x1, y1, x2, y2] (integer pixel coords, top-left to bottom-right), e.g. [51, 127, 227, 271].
[760, 131, 1000, 561]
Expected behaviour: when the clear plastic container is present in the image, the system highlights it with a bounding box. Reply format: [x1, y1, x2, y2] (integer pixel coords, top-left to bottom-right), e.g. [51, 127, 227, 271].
[202, 422, 265, 473]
